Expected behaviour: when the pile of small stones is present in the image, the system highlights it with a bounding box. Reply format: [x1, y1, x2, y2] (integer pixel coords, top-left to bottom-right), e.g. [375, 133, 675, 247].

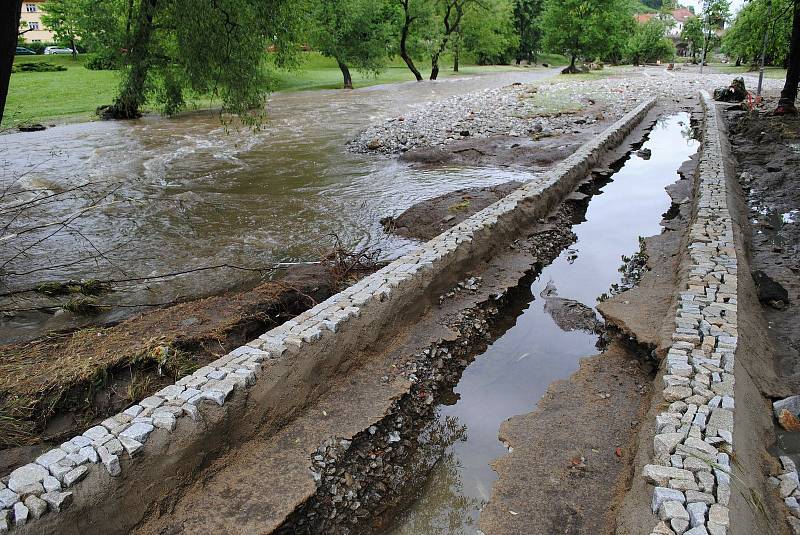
[0, 97, 656, 534]
[769, 456, 800, 531]
[348, 83, 603, 155]
[348, 69, 784, 157]
[643, 94, 737, 535]
[277, 288, 499, 534]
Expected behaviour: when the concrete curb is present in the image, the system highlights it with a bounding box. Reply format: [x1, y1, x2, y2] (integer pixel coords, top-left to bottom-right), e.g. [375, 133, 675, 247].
[642, 93, 737, 535]
[0, 97, 656, 534]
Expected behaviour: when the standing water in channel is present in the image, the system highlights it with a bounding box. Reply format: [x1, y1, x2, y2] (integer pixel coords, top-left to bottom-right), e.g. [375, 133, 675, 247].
[386, 113, 699, 534]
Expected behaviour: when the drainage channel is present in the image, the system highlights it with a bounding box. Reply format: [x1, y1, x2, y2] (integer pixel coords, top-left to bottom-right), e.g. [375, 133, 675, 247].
[384, 112, 700, 535]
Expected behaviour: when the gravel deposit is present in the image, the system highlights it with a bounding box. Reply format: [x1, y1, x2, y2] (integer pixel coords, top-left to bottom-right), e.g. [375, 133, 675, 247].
[349, 67, 784, 155]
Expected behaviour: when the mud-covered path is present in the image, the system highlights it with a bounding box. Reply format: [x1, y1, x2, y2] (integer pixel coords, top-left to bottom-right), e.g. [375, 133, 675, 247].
[122, 102, 697, 535]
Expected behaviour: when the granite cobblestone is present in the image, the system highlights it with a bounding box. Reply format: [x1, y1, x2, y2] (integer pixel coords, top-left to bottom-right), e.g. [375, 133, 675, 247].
[645, 93, 738, 535]
[0, 94, 657, 533]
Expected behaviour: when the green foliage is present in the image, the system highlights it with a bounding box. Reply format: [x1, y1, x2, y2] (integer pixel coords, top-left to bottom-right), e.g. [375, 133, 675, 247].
[41, 0, 83, 54]
[309, 0, 397, 84]
[71, 0, 311, 120]
[699, 0, 731, 62]
[626, 19, 675, 63]
[85, 53, 118, 71]
[513, 0, 543, 63]
[722, 0, 793, 66]
[11, 62, 67, 73]
[460, 0, 519, 64]
[541, 0, 634, 68]
[681, 15, 704, 61]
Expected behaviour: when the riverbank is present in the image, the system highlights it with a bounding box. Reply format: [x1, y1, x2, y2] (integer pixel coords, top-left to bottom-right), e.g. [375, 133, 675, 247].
[3, 53, 560, 129]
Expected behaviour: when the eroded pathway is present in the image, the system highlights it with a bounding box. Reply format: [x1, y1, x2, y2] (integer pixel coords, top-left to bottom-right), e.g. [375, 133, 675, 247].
[386, 113, 699, 535]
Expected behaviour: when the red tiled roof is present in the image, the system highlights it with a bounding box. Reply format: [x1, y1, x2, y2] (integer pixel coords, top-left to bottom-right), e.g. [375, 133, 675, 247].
[635, 13, 656, 23]
[672, 8, 694, 22]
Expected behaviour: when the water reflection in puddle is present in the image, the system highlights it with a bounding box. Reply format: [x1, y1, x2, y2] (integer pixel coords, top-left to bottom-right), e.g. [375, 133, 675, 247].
[385, 113, 699, 534]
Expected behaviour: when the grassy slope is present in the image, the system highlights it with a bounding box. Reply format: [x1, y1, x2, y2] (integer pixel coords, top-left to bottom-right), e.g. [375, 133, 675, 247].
[711, 63, 787, 80]
[4, 52, 568, 128]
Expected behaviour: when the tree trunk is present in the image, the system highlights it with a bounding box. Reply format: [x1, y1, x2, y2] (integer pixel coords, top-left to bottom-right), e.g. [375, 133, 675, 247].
[453, 35, 460, 72]
[399, 3, 422, 82]
[430, 52, 440, 80]
[0, 0, 23, 126]
[70, 36, 77, 60]
[337, 58, 353, 89]
[112, 0, 158, 119]
[778, 0, 800, 108]
[126, 0, 134, 46]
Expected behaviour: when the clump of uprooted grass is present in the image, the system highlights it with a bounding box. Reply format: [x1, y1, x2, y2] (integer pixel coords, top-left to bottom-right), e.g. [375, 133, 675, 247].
[0, 266, 343, 450]
[0, 334, 199, 449]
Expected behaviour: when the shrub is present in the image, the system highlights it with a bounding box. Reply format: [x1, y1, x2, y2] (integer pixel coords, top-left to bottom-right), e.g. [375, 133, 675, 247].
[11, 62, 67, 73]
[85, 54, 119, 71]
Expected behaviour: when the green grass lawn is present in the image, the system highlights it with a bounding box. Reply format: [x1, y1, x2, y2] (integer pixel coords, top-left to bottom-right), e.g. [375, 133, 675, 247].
[5, 54, 119, 128]
[711, 63, 787, 80]
[4, 52, 567, 128]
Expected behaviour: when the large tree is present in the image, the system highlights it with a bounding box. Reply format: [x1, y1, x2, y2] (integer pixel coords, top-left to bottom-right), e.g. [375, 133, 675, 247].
[41, 0, 81, 58]
[627, 19, 676, 64]
[513, 0, 543, 64]
[681, 15, 704, 63]
[460, 0, 519, 66]
[395, 0, 426, 81]
[699, 0, 731, 65]
[429, 0, 474, 80]
[310, 0, 397, 89]
[776, 0, 800, 113]
[95, 0, 308, 120]
[541, 0, 633, 72]
[1, 0, 23, 126]
[723, 0, 793, 67]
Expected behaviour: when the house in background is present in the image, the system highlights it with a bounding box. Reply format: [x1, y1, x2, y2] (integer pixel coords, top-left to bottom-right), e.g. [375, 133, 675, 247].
[19, 0, 55, 43]
[635, 7, 697, 37]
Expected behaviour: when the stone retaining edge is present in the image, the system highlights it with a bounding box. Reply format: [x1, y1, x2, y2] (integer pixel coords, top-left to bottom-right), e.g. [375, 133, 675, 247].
[0, 97, 657, 533]
[642, 93, 736, 535]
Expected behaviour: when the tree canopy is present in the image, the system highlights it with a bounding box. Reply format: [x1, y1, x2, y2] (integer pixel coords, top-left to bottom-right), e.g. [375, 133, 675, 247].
[722, 0, 794, 67]
[541, 0, 634, 71]
[85, 0, 309, 120]
[627, 19, 676, 64]
[310, 0, 397, 88]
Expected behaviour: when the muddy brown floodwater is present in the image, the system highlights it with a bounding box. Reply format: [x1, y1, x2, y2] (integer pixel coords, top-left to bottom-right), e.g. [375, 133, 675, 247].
[384, 113, 699, 535]
[0, 69, 556, 342]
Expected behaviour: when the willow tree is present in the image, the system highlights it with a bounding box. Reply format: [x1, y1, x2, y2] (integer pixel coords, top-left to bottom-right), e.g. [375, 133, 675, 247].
[310, 0, 397, 89]
[101, 0, 308, 120]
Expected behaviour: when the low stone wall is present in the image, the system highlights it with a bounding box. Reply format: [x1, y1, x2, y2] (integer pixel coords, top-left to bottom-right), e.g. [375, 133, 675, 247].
[0, 98, 656, 534]
[641, 94, 737, 535]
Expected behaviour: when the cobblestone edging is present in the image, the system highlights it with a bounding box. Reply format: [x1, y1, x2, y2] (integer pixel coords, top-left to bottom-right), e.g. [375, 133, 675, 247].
[0, 98, 656, 534]
[643, 94, 736, 535]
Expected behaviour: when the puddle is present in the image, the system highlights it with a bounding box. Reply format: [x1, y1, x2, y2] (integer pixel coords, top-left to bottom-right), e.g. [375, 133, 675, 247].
[384, 113, 700, 534]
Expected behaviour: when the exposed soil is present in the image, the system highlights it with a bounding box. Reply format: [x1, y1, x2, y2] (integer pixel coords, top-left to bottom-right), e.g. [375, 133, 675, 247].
[398, 129, 598, 169]
[482, 103, 700, 535]
[381, 181, 522, 242]
[725, 102, 800, 391]
[480, 341, 653, 535]
[381, 127, 605, 243]
[0, 264, 360, 473]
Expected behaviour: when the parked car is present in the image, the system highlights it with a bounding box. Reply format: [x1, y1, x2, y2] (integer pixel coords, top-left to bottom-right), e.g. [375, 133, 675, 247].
[44, 46, 74, 55]
[15, 47, 36, 55]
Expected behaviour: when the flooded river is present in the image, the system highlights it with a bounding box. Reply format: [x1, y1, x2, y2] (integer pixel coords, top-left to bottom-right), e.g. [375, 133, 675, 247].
[386, 113, 699, 534]
[0, 69, 555, 341]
